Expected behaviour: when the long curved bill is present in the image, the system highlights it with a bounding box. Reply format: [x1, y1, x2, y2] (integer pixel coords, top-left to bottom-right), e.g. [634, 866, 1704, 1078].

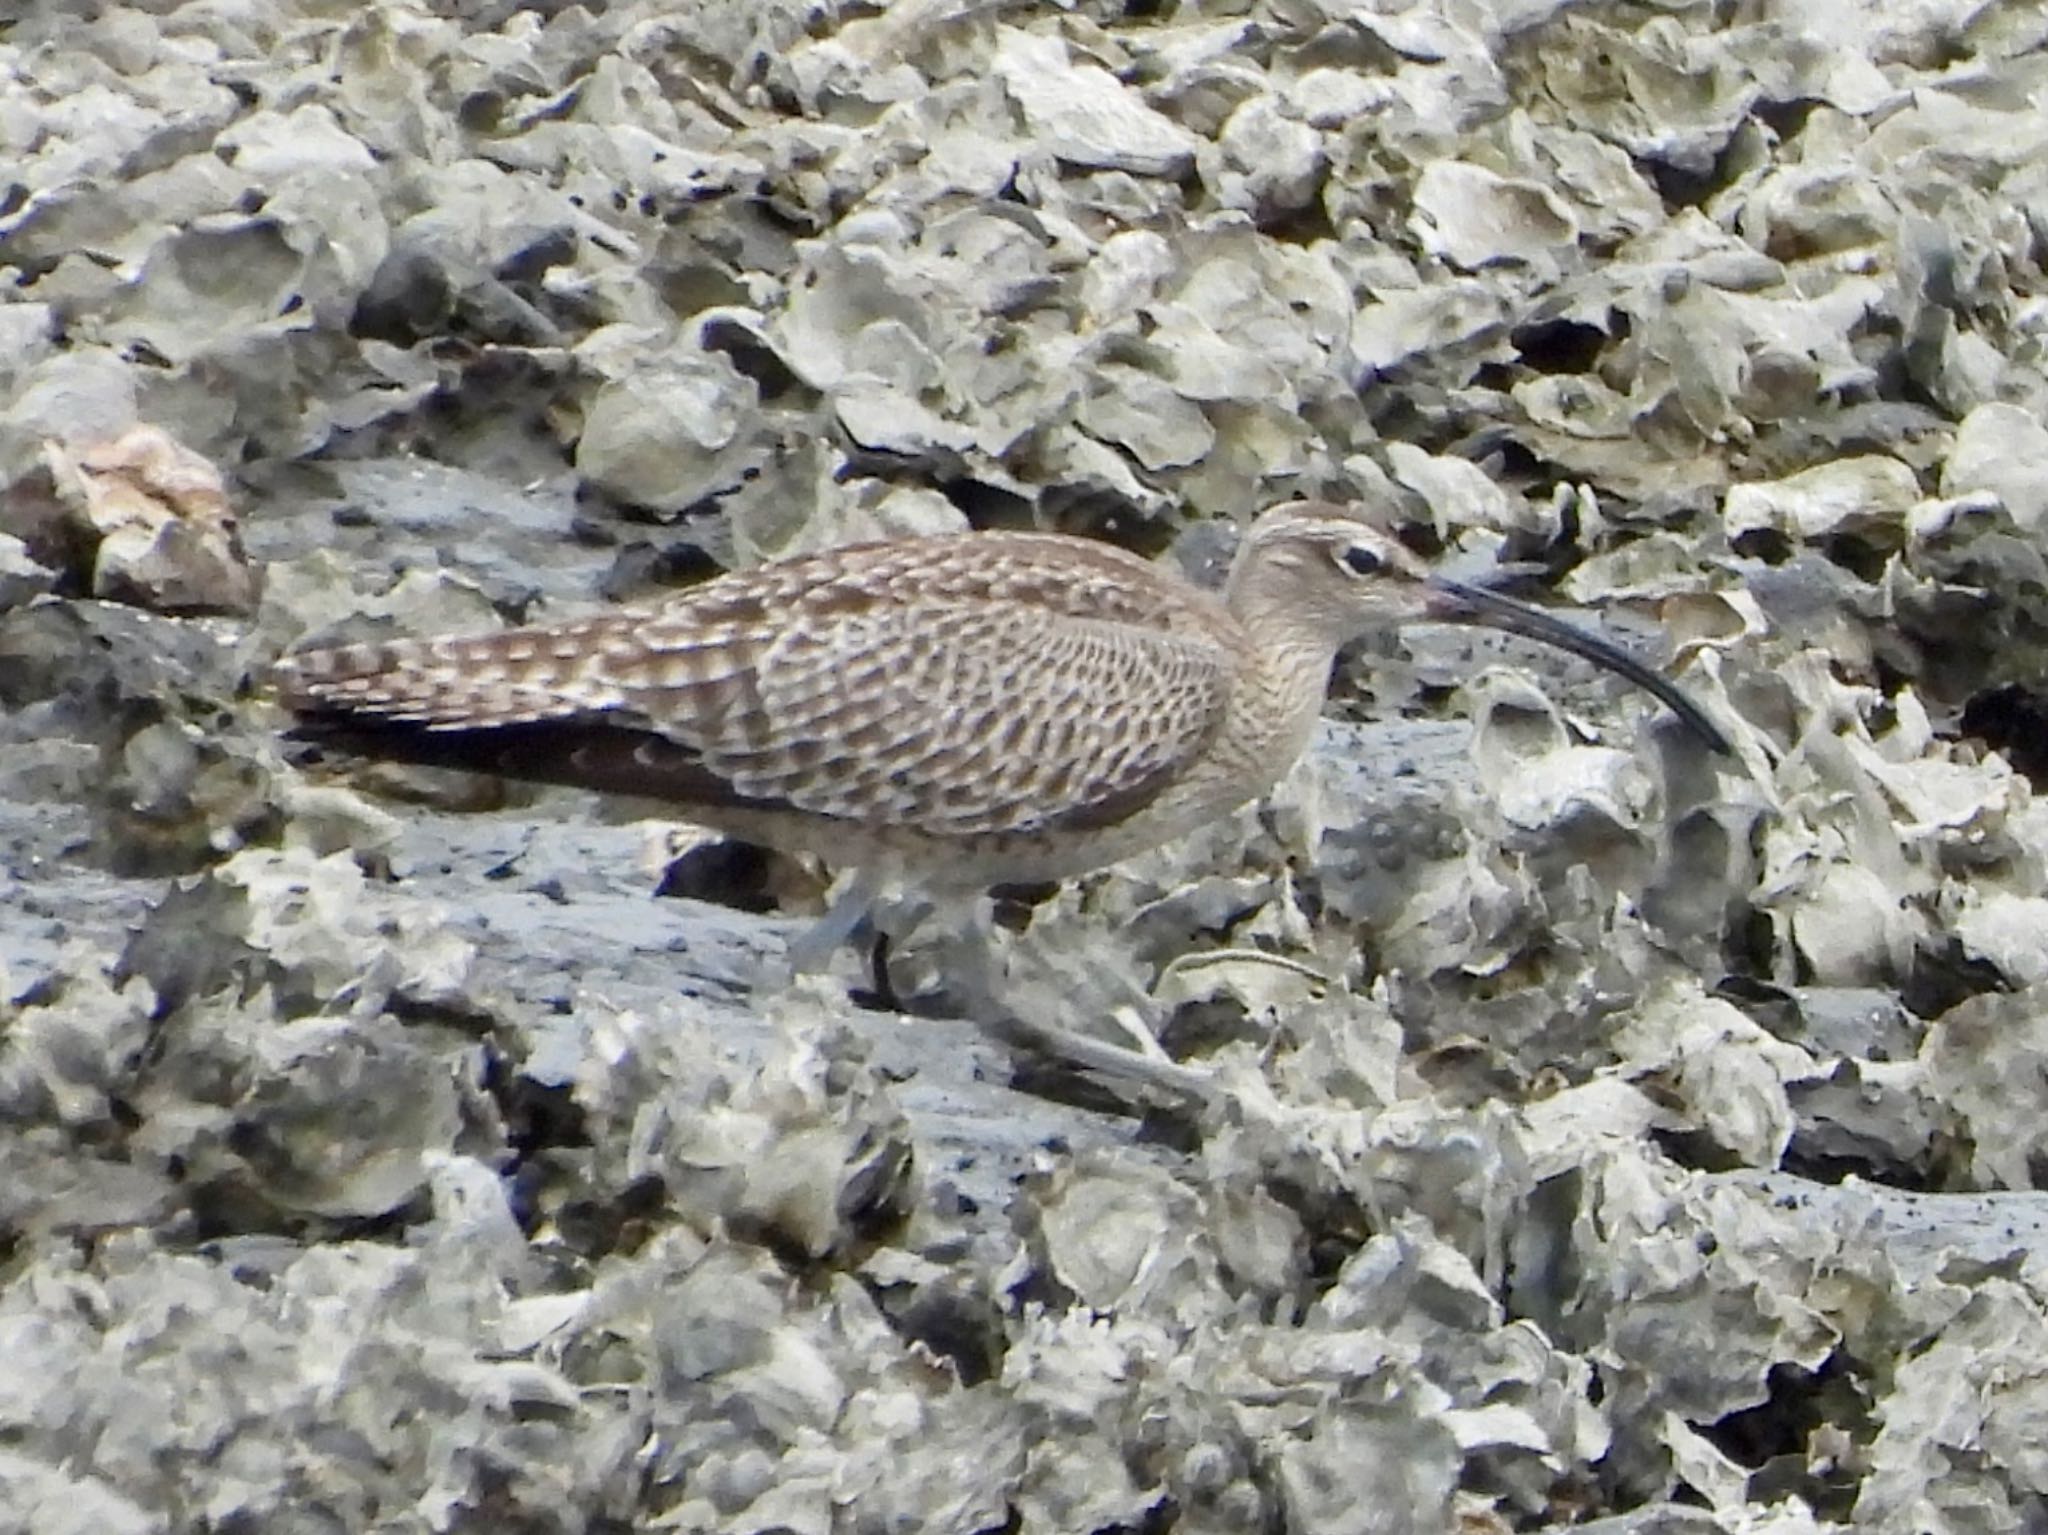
[1423, 575, 1732, 756]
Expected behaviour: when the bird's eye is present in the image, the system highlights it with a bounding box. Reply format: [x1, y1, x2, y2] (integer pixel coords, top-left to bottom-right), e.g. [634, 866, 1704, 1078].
[1340, 544, 1383, 576]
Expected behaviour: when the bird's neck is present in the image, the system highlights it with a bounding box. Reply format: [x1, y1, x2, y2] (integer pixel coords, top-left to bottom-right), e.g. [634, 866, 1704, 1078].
[1268, 631, 1345, 739]
[1221, 561, 1355, 775]
[1210, 629, 1339, 804]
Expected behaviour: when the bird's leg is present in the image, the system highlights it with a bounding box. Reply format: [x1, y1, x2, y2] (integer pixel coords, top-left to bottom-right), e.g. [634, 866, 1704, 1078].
[989, 1006, 1218, 1106]
[864, 930, 901, 1013]
[784, 867, 886, 977]
[987, 940, 1219, 1106]
[784, 869, 939, 1005]
[856, 892, 939, 1010]
[790, 879, 1215, 1105]
[918, 900, 1219, 1106]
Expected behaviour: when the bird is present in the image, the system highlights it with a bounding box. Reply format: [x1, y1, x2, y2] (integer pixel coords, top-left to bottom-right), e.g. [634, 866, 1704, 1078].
[273, 501, 1728, 984]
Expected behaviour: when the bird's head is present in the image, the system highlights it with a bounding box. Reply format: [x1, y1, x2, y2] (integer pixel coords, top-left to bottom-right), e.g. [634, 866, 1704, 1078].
[1225, 501, 1730, 754]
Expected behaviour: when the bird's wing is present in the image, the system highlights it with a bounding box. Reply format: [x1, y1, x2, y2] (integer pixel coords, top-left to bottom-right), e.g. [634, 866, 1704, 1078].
[636, 597, 1232, 834]
[276, 532, 1238, 837]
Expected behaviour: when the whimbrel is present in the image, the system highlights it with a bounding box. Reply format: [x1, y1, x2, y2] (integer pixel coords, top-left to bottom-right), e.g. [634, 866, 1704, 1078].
[275, 502, 1727, 981]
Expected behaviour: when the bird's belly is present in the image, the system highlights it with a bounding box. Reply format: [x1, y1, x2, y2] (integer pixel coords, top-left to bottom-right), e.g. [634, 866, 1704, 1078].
[678, 781, 1265, 892]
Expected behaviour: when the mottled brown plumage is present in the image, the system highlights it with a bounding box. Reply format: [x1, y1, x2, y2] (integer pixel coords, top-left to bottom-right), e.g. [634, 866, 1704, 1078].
[275, 502, 1726, 889]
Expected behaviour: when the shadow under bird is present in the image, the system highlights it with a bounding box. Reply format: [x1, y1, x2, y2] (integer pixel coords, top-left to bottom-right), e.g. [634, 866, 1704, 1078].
[274, 501, 1729, 963]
